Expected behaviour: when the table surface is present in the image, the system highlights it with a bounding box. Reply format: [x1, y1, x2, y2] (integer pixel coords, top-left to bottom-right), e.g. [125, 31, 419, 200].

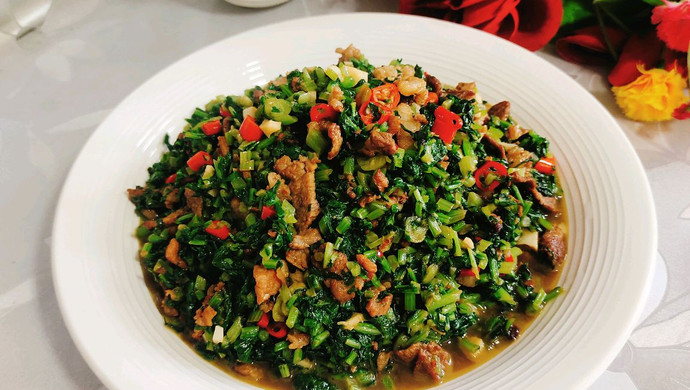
[1, 0, 688, 389]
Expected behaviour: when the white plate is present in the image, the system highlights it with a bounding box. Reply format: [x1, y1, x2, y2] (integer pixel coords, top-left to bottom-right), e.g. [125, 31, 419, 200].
[52, 13, 656, 390]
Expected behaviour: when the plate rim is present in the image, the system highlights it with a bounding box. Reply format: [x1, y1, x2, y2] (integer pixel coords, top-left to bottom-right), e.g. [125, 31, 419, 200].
[51, 12, 657, 390]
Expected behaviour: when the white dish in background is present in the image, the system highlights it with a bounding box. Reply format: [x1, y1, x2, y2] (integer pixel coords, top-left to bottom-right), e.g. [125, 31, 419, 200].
[52, 12, 656, 390]
[223, 0, 290, 9]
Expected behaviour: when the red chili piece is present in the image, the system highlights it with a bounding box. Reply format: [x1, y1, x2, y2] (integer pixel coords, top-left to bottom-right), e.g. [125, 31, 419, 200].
[426, 92, 439, 105]
[239, 115, 263, 142]
[310, 103, 339, 122]
[187, 151, 212, 172]
[267, 322, 288, 338]
[219, 105, 231, 118]
[205, 221, 229, 240]
[474, 161, 508, 192]
[164, 173, 177, 184]
[257, 313, 270, 329]
[370, 83, 400, 109]
[359, 100, 392, 126]
[261, 205, 277, 220]
[432, 106, 463, 144]
[201, 120, 222, 136]
[534, 157, 556, 174]
[460, 268, 477, 277]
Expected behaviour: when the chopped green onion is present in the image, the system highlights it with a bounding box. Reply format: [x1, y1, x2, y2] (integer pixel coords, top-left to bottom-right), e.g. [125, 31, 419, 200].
[278, 364, 290, 378]
[286, 306, 299, 328]
[345, 338, 362, 349]
[354, 323, 381, 336]
[336, 217, 352, 234]
[544, 286, 562, 302]
[311, 330, 330, 348]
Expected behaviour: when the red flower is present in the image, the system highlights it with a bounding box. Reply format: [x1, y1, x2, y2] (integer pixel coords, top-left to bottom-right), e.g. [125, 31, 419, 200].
[608, 32, 664, 86]
[664, 48, 689, 78]
[673, 103, 690, 120]
[399, 0, 563, 51]
[555, 26, 628, 66]
[651, 0, 690, 53]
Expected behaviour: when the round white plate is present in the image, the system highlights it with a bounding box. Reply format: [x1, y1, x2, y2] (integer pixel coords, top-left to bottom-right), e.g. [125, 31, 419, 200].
[52, 13, 656, 390]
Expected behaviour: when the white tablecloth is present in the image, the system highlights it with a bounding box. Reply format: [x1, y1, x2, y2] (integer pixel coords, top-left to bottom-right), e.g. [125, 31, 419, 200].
[1, 0, 686, 388]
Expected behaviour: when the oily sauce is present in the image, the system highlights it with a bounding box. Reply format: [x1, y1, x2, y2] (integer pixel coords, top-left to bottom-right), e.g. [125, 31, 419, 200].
[141, 214, 566, 390]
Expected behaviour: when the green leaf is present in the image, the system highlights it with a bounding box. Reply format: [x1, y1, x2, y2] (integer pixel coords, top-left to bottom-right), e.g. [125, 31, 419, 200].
[561, 0, 595, 29]
[639, 0, 663, 5]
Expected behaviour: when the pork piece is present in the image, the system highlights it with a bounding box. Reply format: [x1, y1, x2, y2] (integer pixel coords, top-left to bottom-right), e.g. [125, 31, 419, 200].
[308, 120, 343, 160]
[259, 300, 274, 313]
[276, 261, 289, 285]
[387, 115, 401, 135]
[252, 88, 264, 104]
[396, 129, 415, 150]
[510, 172, 559, 213]
[395, 342, 452, 383]
[273, 155, 320, 231]
[222, 116, 232, 132]
[488, 101, 511, 120]
[328, 251, 348, 274]
[194, 306, 217, 326]
[287, 332, 310, 350]
[373, 65, 398, 81]
[165, 238, 187, 269]
[127, 187, 144, 201]
[372, 169, 389, 192]
[336, 44, 362, 63]
[356, 254, 378, 279]
[217, 136, 230, 157]
[285, 249, 309, 270]
[361, 130, 397, 157]
[358, 194, 380, 208]
[202, 282, 225, 305]
[377, 351, 392, 372]
[267, 172, 291, 201]
[324, 278, 355, 303]
[141, 220, 157, 229]
[366, 294, 393, 317]
[504, 143, 535, 168]
[326, 121, 343, 159]
[162, 209, 185, 225]
[140, 209, 157, 220]
[388, 188, 409, 207]
[160, 301, 179, 317]
[289, 228, 322, 250]
[415, 344, 452, 383]
[184, 188, 203, 216]
[290, 76, 300, 92]
[539, 226, 567, 268]
[506, 125, 529, 141]
[233, 364, 264, 381]
[229, 197, 248, 220]
[354, 277, 365, 291]
[329, 85, 344, 112]
[164, 188, 179, 209]
[425, 73, 443, 94]
[480, 135, 507, 160]
[253, 265, 281, 304]
[337, 313, 364, 330]
[447, 82, 476, 100]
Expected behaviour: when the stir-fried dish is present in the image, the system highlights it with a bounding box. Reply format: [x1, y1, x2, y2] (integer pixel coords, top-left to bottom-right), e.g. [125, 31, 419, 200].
[127, 45, 567, 390]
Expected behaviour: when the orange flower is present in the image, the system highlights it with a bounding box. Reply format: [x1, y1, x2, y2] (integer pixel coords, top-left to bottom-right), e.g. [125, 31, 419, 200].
[612, 64, 689, 122]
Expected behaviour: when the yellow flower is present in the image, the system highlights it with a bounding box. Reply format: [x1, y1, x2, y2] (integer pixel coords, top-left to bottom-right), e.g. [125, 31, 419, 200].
[612, 64, 689, 122]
